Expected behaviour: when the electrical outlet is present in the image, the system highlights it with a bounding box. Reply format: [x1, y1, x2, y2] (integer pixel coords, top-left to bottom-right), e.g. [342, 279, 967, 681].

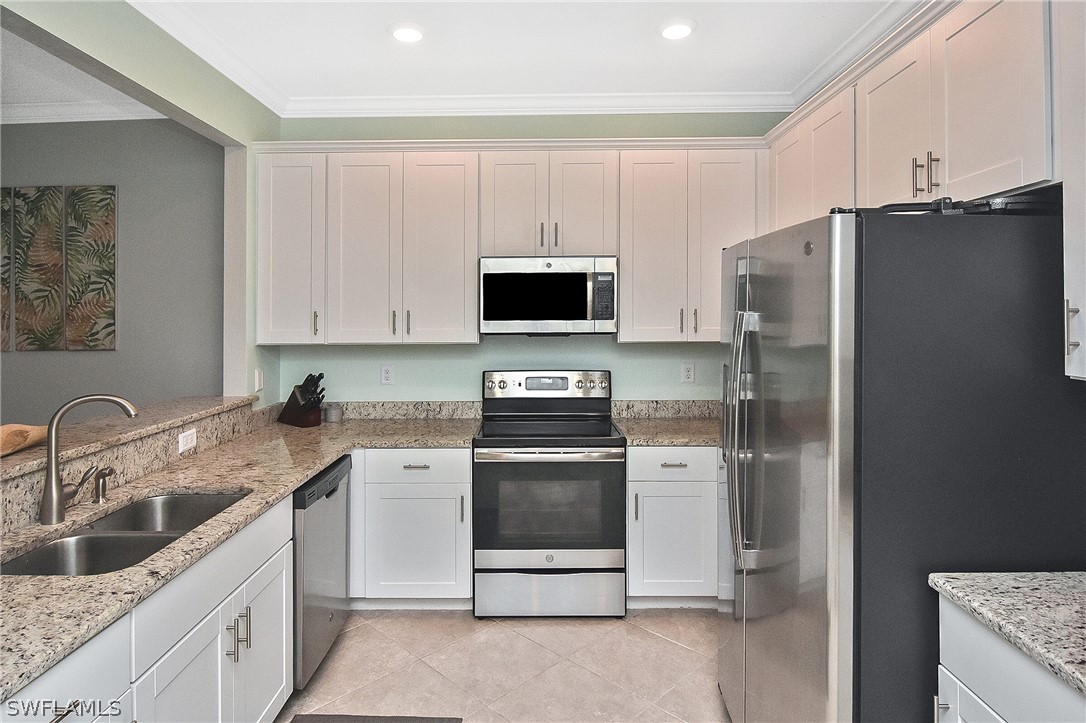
[680, 361, 695, 384]
[254, 368, 264, 392]
[178, 428, 197, 454]
[381, 364, 394, 385]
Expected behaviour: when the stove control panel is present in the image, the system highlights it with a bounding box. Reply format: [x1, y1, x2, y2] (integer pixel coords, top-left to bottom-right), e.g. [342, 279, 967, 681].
[483, 370, 611, 398]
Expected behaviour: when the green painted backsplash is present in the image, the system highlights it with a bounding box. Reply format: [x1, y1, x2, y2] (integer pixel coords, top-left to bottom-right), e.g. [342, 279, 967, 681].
[278, 112, 788, 142]
[278, 336, 724, 402]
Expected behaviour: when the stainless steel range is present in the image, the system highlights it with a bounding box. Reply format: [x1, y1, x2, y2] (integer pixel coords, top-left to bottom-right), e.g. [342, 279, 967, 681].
[472, 370, 627, 617]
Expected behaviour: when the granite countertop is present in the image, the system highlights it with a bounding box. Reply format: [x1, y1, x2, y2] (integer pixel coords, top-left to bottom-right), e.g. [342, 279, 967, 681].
[0, 417, 478, 700]
[616, 417, 721, 446]
[0, 395, 258, 481]
[1, 412, 720, 698]
[929, 572, 1086, 696]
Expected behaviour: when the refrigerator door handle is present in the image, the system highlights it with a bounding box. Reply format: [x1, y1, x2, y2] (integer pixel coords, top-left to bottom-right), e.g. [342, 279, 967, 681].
[728, 310, 748, 569]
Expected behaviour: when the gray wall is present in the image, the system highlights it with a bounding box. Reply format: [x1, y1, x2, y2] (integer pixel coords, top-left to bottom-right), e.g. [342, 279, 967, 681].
[1, 119, 224, 425]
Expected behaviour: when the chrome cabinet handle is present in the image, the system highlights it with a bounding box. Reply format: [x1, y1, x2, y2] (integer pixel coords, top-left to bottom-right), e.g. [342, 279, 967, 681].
[634, 492, 639, 520]
[926, 151, 940, 193]
[313, 310, 319, 336]
[933, 694, 950, 721]
[912, 157, 925, 198]
[660, 462, 688, 468]
[679, 308, 684, 334]
[226, 618, 240, 662]
[238, 605, 252, 649]
[49, 703, 78, 723]
[540, 221, 545, 248]
[392, 310, 397, 335]
[1066, 300, 1081, 355]
[460, 495, 465, 523]
[693, 308, 698, 334]
[554, 222, 559, 248]
[403, 464, 431, 470]
[406, 309, 411, 335]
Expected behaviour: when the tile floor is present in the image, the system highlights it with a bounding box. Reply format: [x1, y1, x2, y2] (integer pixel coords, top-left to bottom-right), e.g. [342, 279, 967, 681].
[275, 608, 731, 723]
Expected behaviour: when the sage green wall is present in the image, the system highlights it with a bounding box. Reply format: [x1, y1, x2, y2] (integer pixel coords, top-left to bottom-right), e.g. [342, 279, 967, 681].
[279, 337, 724, 403]
[279, 112, 788, 142]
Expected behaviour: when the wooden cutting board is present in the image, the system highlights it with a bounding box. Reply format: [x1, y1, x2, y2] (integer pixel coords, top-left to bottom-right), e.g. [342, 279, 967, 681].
[1, 424, 48, 456]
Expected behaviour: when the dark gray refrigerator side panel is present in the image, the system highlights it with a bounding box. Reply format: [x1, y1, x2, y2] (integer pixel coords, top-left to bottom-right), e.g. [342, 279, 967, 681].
[854, 213, 1086, 722]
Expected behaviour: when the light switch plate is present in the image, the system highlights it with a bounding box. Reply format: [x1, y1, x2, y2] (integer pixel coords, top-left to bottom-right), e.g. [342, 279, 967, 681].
[178, 429, 197, 454]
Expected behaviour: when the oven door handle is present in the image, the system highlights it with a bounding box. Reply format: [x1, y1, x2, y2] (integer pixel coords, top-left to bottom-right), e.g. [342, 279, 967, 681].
[474, 448, 626, 462]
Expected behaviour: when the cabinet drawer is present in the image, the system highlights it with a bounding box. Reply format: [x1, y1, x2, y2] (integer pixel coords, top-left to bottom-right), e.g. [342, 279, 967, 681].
[628, 446, 717, 481]
[365, 448, 471, 483]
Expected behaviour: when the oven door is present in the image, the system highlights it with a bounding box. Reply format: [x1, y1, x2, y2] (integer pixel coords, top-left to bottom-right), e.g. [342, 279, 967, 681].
[472, 447, 626, 570]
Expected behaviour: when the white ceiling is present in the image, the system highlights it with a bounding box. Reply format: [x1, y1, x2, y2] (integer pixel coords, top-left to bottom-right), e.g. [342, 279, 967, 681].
[127, 1, 923, 118]
[0, 29, 164, 124]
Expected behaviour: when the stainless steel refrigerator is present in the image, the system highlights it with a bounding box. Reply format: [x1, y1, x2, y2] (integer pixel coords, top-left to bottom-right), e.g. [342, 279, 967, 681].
[718, 206, 1086, 722]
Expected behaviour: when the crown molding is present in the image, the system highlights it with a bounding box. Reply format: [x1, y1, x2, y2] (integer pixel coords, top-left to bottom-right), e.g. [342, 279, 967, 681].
[252, 137, 769, 153]
[279, 92, 797, 118]
[764, 0, 959, 144]
[0, 100, 165, 124]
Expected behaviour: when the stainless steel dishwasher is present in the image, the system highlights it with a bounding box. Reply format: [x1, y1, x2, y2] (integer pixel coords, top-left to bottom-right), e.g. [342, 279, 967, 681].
[293, 454, 350, 689]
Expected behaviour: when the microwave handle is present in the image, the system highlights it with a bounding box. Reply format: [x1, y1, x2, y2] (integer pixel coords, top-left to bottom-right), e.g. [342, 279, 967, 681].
[587, 274, 594, 321]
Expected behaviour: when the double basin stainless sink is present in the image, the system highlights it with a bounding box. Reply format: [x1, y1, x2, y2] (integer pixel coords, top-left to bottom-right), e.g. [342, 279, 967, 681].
[3, 493, 247, 576]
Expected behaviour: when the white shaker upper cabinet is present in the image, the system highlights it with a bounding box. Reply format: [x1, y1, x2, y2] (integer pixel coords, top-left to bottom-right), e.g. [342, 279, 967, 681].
[326, 153, 404, 344]
[930, 0, 1052, 203]
[688, 149, 758, 342]
[256, 153, 326, 344]
[479, 150, 617, 257]
[856, 33, 935, 207]
[619, 150, 689, 342]
[401, 152, 480, 344]
[769, 124, 812, 232]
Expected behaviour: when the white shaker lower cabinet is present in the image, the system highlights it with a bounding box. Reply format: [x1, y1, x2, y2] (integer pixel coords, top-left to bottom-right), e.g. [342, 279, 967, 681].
[132, 499, 293, 723]
[364, 449, 472, 598]
[937, 596, 1086, 723]
[0, 616, 131, 722]
[627, 447, 718, 597]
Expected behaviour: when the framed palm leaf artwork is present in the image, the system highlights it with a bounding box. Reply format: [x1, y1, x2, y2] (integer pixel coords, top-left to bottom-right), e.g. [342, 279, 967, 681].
[1, 188, 11, 351]
[0, 185, 117, 352]
[12, 186, 65, 351]
[65, 186, 116, 350]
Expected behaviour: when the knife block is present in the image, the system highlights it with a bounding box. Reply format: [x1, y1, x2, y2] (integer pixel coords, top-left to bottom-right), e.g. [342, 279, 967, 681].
[277, 386, 322, 428]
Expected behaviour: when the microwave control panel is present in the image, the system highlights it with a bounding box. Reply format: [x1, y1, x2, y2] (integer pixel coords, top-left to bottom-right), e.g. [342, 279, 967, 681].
[593, 273, 616, 320]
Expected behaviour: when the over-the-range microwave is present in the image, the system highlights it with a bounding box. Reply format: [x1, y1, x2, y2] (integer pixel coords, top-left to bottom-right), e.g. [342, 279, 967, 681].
[479, 256, 617, 335]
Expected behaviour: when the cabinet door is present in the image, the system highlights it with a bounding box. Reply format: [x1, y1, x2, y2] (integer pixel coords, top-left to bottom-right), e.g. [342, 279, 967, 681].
[326, 153, 403, 343]
[480, 151, 549, 256]
[769, 123, 813, 231]
[618, 150, 689, 342]
[628, 480, 717, 597]
[549, 150, 618, 256]
[402, 152, 479, 343]
[257, 153, 326, 344]
[132, 608, 231, 723]
[1056, 0, 1086, 379]
[233, 544, 292, 723]
[688, 149, 757, 342]
[930, 0, 1051, 202]
[856, 33, 933, 207]
[810, 88, 855, 215]
[365, 483, 471, 598]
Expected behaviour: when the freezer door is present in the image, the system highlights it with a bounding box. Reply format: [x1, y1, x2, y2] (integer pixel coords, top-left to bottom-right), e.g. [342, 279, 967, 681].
[737, 216, 837, 722]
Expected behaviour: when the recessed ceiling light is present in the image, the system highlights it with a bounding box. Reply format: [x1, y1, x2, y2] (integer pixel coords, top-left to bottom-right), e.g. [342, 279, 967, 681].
[661, 20, 696, 40]
[390, 23, 424, 43]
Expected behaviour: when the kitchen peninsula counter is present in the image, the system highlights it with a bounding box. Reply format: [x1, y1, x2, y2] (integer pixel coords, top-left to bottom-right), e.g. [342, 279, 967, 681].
[929, 571, 1086, 696]
[0, 416, 478, 700]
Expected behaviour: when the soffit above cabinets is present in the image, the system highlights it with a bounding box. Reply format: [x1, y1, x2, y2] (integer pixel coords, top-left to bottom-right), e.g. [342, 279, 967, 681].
[0, 29, 164, 124]
[126, 1, 923, 118]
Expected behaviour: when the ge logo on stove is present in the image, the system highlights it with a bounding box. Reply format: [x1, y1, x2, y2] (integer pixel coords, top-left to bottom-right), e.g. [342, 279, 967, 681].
[546, 554, 554, 563]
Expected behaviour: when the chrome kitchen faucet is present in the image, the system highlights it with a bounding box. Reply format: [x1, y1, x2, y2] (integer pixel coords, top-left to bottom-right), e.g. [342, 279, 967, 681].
[40, 394, 138, 525]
